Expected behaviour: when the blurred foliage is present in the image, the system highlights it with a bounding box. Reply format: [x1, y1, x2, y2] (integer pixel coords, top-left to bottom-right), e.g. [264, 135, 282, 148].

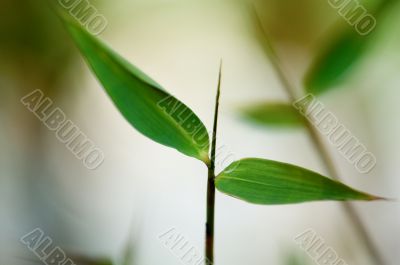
[304, 0, 398, 95]
[0, 0, 77, 97]
[283, 250, 311, 265]
[253, 0, 326, 47]
[241, 102, 304, 128]
[242, 0, 399, 129]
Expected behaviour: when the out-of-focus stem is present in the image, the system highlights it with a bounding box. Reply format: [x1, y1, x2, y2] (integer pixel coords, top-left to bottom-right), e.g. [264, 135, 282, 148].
[251, 7, 386, 265]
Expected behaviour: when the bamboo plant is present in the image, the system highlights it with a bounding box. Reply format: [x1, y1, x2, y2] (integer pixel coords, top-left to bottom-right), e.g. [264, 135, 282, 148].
[56, 10, 384, 265]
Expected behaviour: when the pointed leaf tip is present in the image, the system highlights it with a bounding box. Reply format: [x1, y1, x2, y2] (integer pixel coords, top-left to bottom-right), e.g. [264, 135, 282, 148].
[216, 158, 382, 205]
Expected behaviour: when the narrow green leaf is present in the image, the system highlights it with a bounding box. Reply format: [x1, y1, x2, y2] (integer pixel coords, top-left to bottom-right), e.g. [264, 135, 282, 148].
[241, 102, 304, 128]
[216, 158, 381, 205]
[304, 0, 395, 95]
[58, 14, 210, 162]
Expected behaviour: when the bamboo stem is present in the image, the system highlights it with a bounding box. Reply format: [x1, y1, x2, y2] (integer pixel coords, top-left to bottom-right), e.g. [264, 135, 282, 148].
[205, 61, 222, 264]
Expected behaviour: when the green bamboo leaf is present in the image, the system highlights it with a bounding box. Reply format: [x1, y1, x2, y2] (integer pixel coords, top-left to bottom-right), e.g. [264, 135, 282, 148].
[216, 158, 381, 205]
[304, 0, 395, 95]
[241, 102, 304, 128]
[59, 14, 210, 162]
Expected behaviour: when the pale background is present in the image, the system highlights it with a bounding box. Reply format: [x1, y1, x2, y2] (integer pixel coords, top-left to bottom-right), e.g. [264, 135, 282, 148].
[1, 0, 399, 265]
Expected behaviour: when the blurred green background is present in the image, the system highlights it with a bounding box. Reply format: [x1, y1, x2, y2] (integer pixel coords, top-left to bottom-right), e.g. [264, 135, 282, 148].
[1, 0, 399, 264]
